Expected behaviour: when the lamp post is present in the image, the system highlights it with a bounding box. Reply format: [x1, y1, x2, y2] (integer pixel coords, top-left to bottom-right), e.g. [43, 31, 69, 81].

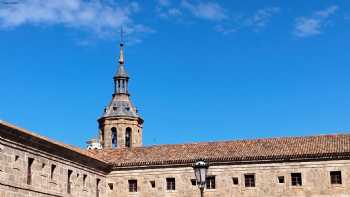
[194, 160, 209, 197]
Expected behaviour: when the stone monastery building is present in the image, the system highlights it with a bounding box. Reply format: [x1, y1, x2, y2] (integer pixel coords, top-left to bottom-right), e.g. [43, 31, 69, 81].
[1, 41, 350, 197]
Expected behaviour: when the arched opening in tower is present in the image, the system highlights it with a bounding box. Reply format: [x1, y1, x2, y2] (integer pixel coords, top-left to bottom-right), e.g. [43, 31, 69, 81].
[111, 127, 117, 148]
[125, 127, 132, 148]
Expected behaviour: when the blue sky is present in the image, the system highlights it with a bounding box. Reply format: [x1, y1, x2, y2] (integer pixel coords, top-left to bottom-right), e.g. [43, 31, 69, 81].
[1, 0, 350, 148]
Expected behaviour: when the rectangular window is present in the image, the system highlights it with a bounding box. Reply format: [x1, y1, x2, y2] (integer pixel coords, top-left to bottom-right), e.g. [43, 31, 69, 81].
[244, 174, 255, 187]
[166, 178, 176, 191]
[50, 164, 56, 180]
[232, 177, 239, 185]
[83, 174, 87, 187]
[150, 181, 156, 188]
[13, 155, 20, 170]
[96, 178, 100, 197]
[108, 183, 114, 190]
[206, 176, 216, 189]
[278, 176, 285, 183]
[128, 180, 137, 192]
[67, 170, 73, 194]
[291, 173, 302, 186]
[27, 158, 34, 185]
[330, 171, 342, 184]
[191, 179, 197, 186]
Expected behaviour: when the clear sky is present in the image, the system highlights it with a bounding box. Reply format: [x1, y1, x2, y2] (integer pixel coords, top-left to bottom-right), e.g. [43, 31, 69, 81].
[1, 0, 350, 148]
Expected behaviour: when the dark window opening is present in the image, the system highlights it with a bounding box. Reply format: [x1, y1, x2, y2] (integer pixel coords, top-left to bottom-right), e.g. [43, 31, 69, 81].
[108, 183, 114, 190]
[206, 176, 215, 189]
[41, 163, 46, 169]
[166, 178, 176, 191]
[96, 178, 100, 197]
[128, 180, 137, 192]
[150, 180, 155, 188]
[291, 173, 302, 186]
[67, 170, 73, 194]
[83, 174, 87, 187]
[244, 174, 255, 187]
[232, 177, 239, 185]
[111, 127, 117, 148]
[27, 158, 34, 185]
[125, 127, 132, 148]
[278, 176, 285, 183]
[15, 155, 19, 161]
[330, 171, 342, 184]
[191, 179, 197, 186]
[50, 164, 56, 180]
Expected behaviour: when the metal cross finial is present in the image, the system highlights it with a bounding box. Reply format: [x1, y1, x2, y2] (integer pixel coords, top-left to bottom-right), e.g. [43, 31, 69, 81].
[118, 26, 125, 64]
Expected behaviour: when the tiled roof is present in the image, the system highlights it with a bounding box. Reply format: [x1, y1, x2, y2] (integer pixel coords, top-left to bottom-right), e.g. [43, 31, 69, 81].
[2, 120, 350, 170]
[89, 134, 350, 168]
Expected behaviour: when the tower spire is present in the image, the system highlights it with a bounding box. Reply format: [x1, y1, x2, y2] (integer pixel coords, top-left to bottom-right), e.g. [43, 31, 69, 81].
[114, 27, 129, 95]
[119, 27, 124, 64]
[98, 26, 144, 149]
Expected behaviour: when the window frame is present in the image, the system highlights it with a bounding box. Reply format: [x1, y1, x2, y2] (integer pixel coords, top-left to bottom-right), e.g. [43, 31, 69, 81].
[191, 179, 197, 186]
[27, 157, 34, 185]
[67, 169, 73, 194]
[278, 176, 285, 184]
[50, 164, 56, 180]
[291, 173, 302, 186]
[330, 171, 342, 185]
[150, 180, 156, 188]
[128, 179, 138, 192]
[244, 174, 255, 187]
[83, 174, 88, 188]
[166, 177, 176, 191]
[206, 176, 216, 189]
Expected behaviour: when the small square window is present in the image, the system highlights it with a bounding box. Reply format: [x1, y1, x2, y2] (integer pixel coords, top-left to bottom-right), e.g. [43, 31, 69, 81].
[232, 177, 239, 185]
[206, 176, 215, 189]
[191, 179, 196, 186]
[150, 181, 156, 188]
[330, 171, 342, 184]
[108, 183, 114, 190]
[128, 180, 137, 192]
[278, 176, 285, 183]
[291, 173, 302, 186]
[166, 178, 176, 191]
[244, 174, 255, 187]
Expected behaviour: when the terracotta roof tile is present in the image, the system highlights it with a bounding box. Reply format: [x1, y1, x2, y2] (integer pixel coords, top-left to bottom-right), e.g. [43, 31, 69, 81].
[89, 134, 350, 168]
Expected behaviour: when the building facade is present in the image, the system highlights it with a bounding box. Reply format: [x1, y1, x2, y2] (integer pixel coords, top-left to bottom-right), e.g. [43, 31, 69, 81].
[1, 41, 350, 197]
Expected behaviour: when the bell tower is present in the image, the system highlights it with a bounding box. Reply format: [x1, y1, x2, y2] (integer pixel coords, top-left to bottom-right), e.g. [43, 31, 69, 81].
[98, 30, 143, 149]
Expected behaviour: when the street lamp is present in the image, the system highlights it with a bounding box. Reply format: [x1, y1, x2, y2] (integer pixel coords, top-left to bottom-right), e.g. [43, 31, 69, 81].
[194, 160, 209, 197]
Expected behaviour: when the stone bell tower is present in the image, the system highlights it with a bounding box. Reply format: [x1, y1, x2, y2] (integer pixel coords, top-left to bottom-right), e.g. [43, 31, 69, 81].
[98, 33, 143, 149]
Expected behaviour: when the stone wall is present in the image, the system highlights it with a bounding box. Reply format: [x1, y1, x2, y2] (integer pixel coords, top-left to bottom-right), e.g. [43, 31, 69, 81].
[106, 160, 350, 197]
[99, 118, 143, 149]
[0, 123, 107, 197]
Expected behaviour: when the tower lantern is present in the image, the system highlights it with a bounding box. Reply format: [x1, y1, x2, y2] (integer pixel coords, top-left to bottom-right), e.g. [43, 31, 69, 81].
[98, 30, 143, 149]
